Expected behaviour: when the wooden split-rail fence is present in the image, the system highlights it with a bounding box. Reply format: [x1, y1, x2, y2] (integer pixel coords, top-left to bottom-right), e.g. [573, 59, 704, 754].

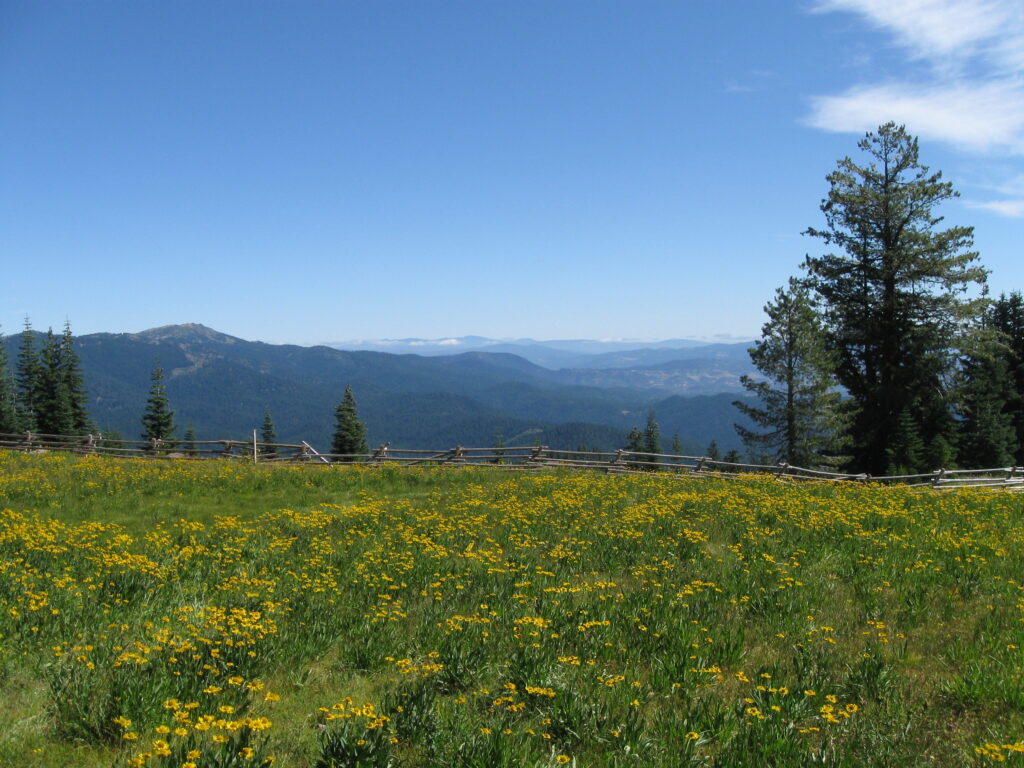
[3, 431, 1024, 491]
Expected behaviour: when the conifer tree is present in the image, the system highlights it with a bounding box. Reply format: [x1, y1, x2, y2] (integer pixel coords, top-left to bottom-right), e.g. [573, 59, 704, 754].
[804, 122, 987, 473]
[987, 293, 1024, 463]
[60, 321, 90, 433]
[924, 430, 957, 472]
[331, 385, 368, 460]
[0, 327, 19, 433]
[625, 427, 643, 452]
[641, 411, 661, 469]
[34, 329, 73, 435]
[141, 364, 176, 442]
[624, 426, 644, 468]
[642, 411, 661, 455]
[723, 448, 742, 464]
[261, 410, 277, 458]
[671, 431, 682, 457]
[183, 424, 198, 456]
[734, 278, 848, 468]
[886, 410, 926, 475]
[957, 368, 1015, 468]
[957, 295, 1020, 468]
[16, 318, 39, 431]
[705, 440, 720, 461]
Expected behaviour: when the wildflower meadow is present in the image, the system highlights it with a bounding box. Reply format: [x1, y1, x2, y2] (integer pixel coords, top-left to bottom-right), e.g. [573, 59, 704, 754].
[0, 450, 1022, 766]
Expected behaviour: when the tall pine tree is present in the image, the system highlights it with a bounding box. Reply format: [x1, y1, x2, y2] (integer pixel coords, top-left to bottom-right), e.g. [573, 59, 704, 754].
[34, 329, 73, 435]
[804, 123, 988, 474]
[15, 318, 40, 431]
[60, 321, 90, 433]
[10, 320, 90, 435]
[734, 278, 848, 468]
[331, 385, 368, 460]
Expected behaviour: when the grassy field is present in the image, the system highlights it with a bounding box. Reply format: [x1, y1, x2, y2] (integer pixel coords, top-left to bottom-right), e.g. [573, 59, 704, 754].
[1, 451, 1022, 767]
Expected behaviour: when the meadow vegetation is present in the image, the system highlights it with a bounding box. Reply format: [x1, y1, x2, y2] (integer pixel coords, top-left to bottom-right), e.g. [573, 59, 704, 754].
[1, 451, 1022, 766]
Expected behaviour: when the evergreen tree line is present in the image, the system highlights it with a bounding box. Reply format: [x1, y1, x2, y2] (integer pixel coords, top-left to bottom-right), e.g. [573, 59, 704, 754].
[732, 122, 1018, 475]
[138, 366, 369, 461]
[621, 411, 742, 470]
[0, 327, 370, 461]
[0, 319, 91, 435]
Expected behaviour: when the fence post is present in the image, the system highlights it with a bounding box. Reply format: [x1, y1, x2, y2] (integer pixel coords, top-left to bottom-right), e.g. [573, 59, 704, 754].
[371, 444, 389, 463]
[607, 449, 626, 473]
[24, 431, 33, 451]
[775, 461, 789, 479]
[301, 441, 332, 466]
[931, 468, 946, 488]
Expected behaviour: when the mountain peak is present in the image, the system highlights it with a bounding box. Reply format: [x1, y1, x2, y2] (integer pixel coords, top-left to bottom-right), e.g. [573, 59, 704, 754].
[132, 323, 241, 345]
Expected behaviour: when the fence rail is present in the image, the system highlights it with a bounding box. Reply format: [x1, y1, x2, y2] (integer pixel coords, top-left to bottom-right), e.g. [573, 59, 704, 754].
[2, 431, 1024, 490]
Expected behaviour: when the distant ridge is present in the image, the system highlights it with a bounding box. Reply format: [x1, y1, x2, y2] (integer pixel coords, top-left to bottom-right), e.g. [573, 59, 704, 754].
[2, 323, 755, 454]
[327, 335, 754, 371]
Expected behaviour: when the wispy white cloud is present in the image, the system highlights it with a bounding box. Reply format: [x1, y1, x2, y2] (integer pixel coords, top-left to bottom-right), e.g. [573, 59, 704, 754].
[807, 0, 1024, 214]
[812, 0, 1016, 67]
[965, 198, 1024, 217]
[807, 79, 1024, 152]
[989, 173, 1024, 196]
[963, 173, 1024, 218]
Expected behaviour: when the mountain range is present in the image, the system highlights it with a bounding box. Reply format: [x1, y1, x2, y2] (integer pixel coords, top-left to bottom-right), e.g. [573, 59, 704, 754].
[326, 335, 754, 371]
[4, 324, 757, 454]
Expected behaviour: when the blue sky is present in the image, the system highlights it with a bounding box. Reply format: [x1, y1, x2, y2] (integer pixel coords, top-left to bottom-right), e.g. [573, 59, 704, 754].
[2, 0, 1022, 345]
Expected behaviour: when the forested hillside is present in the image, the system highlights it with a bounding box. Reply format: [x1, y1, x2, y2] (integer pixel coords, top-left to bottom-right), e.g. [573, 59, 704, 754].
[1, 325, 752, 453]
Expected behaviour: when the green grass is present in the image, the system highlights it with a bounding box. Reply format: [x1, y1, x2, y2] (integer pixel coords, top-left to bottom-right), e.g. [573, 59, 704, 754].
[1, 450, 1023, 767]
